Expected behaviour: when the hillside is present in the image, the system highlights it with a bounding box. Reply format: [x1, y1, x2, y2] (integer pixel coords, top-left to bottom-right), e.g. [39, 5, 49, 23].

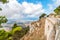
[20, 17, 46, 40]
[20, 14, 60, 40]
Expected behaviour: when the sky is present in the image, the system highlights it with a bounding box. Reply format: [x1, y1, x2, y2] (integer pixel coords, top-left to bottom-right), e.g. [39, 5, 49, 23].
[0, 0, 60, 22]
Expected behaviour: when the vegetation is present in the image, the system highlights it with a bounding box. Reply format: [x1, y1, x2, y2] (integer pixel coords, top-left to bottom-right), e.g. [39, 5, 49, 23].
[12, 27, 22, 34]
[0, 30, 11, 40]
[39, 13, 46, 19]
[0, 8, 2, 11]
[0, 16, 8, 27]
[0, 16, 29, 40]
[54, 6, 60, 15]
[0, 0, 8, 4]
[0, 0, 8, 10]
[0, 21, 30, 40]
[12, 23, 18, 29]
[47, 15, 49, 17]
[12, 26, 29, 40]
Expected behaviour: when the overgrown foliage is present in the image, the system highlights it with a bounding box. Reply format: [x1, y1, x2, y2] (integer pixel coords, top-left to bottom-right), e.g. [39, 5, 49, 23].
[0, 8, 2, 11]
[12, 27, 22, 34]
[0, 24, 29, 40]
[39, 13, 46, 19]
[12, 23, 18, 29]
[0, 0, 8, 10]
[12, 26, 29, 40]
[0, 30, 11, 40]
[0, 0, 8, 4]
[0, 16, 8, 27]
[54, 6, 60, 15]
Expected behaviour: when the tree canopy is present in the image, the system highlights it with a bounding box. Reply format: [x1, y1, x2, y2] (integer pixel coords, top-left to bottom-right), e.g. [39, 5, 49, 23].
[39, 13, 46, 19]
[0, 0, 8, 4]
[54, 6, 60, 15]
[0, 8, 2, 11]
[0, 0, 8, 10]
[12, 23, 18, 29]
[0, 16, 8, 27]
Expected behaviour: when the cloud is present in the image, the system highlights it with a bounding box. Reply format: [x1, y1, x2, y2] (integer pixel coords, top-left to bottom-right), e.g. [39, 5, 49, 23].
[0, 0, 22, 18]
[22, 2, 44, 17]
[0, 0, 44, 21]
[22, 2, 43, 14]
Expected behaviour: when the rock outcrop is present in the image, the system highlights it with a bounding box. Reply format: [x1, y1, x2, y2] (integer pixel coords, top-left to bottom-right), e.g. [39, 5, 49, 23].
[20, 17, 46, 40]
[45, 17, 60, 40]
[20, 15, 60, 40]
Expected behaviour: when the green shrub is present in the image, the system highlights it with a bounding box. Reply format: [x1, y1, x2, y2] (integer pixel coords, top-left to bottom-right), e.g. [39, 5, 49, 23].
[12, 27, 22, 34]
[0, 30, 9, 40]
[12, 26, 29, 40]
[8, 37, 12, 40]
[12, 23, 18, 29]
[0, 25, 29, 40]
[39, 13, 46, 19]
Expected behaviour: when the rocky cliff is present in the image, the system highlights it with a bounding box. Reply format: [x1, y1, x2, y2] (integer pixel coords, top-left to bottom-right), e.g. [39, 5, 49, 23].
[45, 17, 60, 40]
[20, 15, 60, 40]
[20, 17, 46, 40]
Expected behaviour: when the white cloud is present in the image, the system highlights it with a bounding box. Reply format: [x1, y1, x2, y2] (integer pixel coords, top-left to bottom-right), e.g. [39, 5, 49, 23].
[0, 0, 22, 18]
[0, 0, 44, 21]
[22, 2, 43, 14]
[22, 2, 44, 17]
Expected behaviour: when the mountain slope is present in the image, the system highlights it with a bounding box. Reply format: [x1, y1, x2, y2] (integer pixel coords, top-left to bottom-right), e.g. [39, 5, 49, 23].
[20, 17, 46, 40]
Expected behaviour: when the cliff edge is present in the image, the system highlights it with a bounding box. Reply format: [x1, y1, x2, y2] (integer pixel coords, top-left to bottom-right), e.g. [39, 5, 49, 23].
[20, 17, 46, 40]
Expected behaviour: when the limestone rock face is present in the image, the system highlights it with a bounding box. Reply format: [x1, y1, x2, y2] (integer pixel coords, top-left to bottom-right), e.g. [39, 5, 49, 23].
[20, 18, 46, 40]
[45, 17, 60, 40]
[20, 17, 60, 40]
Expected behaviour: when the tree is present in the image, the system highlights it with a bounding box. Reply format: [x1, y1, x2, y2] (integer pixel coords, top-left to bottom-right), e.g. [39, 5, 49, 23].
[54, 6, 60, 15]
[0, 0, 8, 4]
[12, 26, 29, 40]
[39, 13, 46, 19]
[0, 16, 8, 27]
[0, 0, 8, 10]
[0, 8, 2, 11]
[12, 23, 18, 29]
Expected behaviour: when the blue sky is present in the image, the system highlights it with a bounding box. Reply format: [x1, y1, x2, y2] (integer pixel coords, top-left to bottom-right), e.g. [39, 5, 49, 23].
[17, 0, 53, 4]
[0, 0, 60, 22]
